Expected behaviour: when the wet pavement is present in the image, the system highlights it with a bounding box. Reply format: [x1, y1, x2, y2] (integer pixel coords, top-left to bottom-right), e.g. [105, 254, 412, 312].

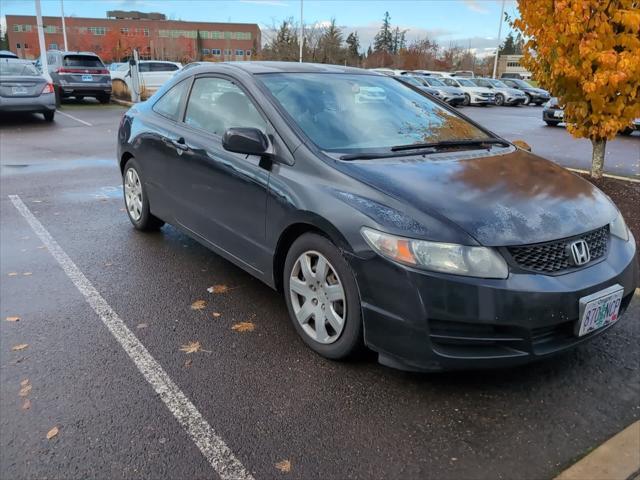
[1, 103, 639, 480]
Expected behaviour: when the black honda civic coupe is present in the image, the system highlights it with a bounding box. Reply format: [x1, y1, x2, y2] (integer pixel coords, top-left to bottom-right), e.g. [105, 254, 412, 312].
[117, 62, 637, 371]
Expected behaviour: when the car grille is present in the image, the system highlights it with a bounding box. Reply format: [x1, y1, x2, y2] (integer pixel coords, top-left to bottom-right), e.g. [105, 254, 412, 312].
[506, 225, 609, 274]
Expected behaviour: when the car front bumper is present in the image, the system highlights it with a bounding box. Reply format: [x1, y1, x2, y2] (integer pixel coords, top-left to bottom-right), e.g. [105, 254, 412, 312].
[349, 234, 638, 371]
[445, 95, 466, 105]
[469, 94, 495, 104]
[0, 93, 56, 113]
[543, 108, 564, 122]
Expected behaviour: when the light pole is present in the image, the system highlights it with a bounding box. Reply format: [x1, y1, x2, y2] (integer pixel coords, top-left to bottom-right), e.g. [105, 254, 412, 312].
[35, 0, 51, 82]
[60, 0, 68, 51]
[492, 0, 506, 79]
[298, 0, 303, 63]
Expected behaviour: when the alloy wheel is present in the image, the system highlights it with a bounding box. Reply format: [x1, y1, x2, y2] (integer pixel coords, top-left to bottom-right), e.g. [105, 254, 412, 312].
[495, 94, 504, 106]
[124, 167, 143, 221]
[289, 250, 347, 344]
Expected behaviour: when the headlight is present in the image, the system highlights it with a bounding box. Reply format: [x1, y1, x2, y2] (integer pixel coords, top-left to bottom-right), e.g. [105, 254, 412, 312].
[361, 227, 509, 279]
[473, 90, 484, 95]
[610, 211, 629, 241]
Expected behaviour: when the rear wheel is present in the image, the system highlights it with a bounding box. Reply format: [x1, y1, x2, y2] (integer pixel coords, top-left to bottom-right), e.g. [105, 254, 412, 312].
[495, 93, 505, 106]
[283, 233, 362, 360]
[43, 111, 54, 122]
[122, 159, 165, 231]
[523, 94, 531, 105]
[97, 94, 110, 104]
[75, 95, 85, 101]
[462, 93, 471, 106]
[621, 128, 633, 136]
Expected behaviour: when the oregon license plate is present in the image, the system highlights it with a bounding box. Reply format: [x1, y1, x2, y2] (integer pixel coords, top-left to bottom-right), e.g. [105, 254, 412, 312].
[81, 74, 93, 81]
[576, 285, 624, 337]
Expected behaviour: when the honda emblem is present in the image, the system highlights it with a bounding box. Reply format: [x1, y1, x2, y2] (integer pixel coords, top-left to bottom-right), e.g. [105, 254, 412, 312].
[568, 239, 591, 266]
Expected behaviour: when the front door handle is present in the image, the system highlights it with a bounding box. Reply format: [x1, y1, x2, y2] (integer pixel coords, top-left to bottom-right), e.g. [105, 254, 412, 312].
[172, 137, 189, 151]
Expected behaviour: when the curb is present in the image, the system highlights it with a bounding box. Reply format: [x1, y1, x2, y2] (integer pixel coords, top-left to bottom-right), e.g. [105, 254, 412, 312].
[566, 168, 640, 183]
[111, 98, 134, 107]
[554, 421, 640, 480]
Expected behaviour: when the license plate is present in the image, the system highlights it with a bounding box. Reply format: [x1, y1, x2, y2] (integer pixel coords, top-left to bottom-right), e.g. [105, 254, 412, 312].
[11, 86, 28, 95]
[81, 74, 93, 82]
[554, 110, 564, 118]
[576, 285, 624, 337]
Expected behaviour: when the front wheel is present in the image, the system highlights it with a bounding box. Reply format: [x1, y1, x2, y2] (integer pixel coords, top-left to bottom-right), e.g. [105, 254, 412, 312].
[545, 120, 560, 127]
[122, 159, 165, 231]
[283, 233, 362, 360]
[97, 94, 110, 104]
[495, 94, 504, 106]
[462, 94, 471, 106]
[523, 94, 531, 106]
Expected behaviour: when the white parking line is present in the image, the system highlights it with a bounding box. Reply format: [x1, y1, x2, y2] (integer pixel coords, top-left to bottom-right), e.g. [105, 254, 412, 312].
[8, 194, 254, 480]
[57, 110, 93, 127]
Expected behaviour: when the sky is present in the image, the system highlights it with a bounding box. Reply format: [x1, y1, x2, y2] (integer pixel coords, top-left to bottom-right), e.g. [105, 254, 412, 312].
[0, 0, 521, 55]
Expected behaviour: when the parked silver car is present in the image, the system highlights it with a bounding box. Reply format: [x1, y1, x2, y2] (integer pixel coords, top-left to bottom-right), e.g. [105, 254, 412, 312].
[471, 78, 527, 106]
[418, 75, 466, 106]
[43, 50, 111, 103]
[0, 58, 56, 121]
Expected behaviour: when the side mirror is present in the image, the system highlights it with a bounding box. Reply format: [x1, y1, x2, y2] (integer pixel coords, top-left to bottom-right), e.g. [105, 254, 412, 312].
[222, 127, 269, 156]
[512, 140, 532, 152]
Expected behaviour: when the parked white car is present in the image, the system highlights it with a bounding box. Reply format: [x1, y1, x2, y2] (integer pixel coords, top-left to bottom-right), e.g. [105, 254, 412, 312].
[440, 76, 495, 106]
[110, 60, 182, 98]
[471, 78, 528, 106]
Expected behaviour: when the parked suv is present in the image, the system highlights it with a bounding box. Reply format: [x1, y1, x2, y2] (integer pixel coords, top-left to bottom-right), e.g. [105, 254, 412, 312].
[441, 76, 495, 106]
[471, 77, 527, 106]
[110, 60, 182, 99]
[44, 50, 111, 103]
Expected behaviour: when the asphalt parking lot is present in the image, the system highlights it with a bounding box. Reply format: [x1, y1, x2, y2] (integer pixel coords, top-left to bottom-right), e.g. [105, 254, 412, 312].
[1, 102, 639, 480]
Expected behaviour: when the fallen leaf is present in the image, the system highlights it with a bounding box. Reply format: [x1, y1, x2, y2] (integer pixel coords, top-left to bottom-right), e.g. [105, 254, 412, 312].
[8, 272, 18, 276]
[207, 284, 230, 294]
[190, 300, 206, 311]
[180, 341, 201, 354]
[19, 384, 32, 397]
[46, 426, 59, 440]
[231, 322, 255, 333]
[136, 323, 148, 329]
[184, 358, 193, 367]
[275, 459, 291, 473]
[11, 344, 29, 351]
[104, 262, 113, 267]
[212, 312, 221, 318]
[20, 379, 29, 387]
[23, 272, 32, 276]
[21, 399, 31, 410]
[5, 316, 20, 322]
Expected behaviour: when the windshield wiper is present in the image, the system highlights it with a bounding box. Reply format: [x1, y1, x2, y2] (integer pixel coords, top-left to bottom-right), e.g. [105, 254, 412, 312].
[390, 138, 510, 152]
[339, 149, 438, 161]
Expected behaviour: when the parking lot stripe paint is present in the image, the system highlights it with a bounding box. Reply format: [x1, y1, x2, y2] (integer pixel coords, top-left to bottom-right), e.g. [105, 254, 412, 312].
[57, 110, 93, 127]
[8, 194, 254, 480]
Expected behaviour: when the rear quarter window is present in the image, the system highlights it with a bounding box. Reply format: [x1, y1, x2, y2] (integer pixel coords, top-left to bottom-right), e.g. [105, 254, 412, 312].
[152, 79, 190, 122]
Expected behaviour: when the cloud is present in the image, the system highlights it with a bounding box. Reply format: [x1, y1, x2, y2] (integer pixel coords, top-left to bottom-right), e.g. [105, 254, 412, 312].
[463, 0, 490, 14]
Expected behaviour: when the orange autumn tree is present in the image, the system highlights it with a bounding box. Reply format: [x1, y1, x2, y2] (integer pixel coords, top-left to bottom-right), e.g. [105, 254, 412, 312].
[514, 0, 640, 178]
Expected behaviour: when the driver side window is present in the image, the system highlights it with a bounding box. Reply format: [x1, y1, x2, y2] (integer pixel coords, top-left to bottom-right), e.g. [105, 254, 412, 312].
[184, 77, 266, 136]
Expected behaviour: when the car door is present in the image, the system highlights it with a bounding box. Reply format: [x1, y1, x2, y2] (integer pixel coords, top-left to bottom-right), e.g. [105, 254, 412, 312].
[169, 75, 272, 274]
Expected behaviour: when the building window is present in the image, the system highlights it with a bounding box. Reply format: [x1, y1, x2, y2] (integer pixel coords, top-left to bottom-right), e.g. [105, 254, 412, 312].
[143, 28, 150, 36]
[235, 49, 244, 56]
[246, 51, 252, 57]
[236, 32, 251, 40]
[211, 31, 222, 39]
[13, 25, 21, 32]
[88, 26, 106, 36]
[24, 43, 29, 49]
[49, 43, 58, 50]
[16, 43, 21, 49]
[120, 27, 129, 35]
[158, 30, 169, 38]
[44, 25, 57, 33]
[212, 49, 221, 56]
[202, 48, 211, 55]
[224, 31, 233, 39]
[199, 31, 210, 39]
[223, 49, 231, 56]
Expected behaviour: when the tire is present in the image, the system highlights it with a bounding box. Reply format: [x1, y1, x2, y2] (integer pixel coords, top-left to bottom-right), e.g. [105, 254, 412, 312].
[545, 120, 560, 127]
[122, 158, 165, 231]
[75, 95, 85, 101]
[495, 93, 505, 106]
[283, 233, 363, 360]
[523, 94, 531, 106]
[97, 94, 110, 104]
[620, 128, 633, 136]
[43, 111, 55, 122]
[462, 93, 471, 106]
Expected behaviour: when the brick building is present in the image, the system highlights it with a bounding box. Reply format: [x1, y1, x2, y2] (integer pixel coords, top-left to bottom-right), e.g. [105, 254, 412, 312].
[5, 11, 261, 63]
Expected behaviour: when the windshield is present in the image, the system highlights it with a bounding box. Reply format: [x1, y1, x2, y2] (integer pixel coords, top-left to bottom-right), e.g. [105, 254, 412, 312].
[424, 77, 445, 87]
[0, 61, 40, 76]
[489, 79, 508, 88]
[258, 73, 489, 152]
[456, 78, 475, 87]
[510, 79, 531, 88]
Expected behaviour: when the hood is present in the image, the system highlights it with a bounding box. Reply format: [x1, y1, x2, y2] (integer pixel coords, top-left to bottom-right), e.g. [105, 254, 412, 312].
[336, 149, 616, 246]
[441, 86, 464, 94]
[464, 86, 493, 93]
[526, 86, 549, 95]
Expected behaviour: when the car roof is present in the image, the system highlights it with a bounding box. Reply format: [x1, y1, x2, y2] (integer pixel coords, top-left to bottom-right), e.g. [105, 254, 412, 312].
[0, 58, 34, 64]
[212, 61, 378, 75]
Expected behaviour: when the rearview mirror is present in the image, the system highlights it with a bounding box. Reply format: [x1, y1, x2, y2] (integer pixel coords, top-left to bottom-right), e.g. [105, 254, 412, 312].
[222, 128, 269, 156]
[512, 140, 532, 152]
